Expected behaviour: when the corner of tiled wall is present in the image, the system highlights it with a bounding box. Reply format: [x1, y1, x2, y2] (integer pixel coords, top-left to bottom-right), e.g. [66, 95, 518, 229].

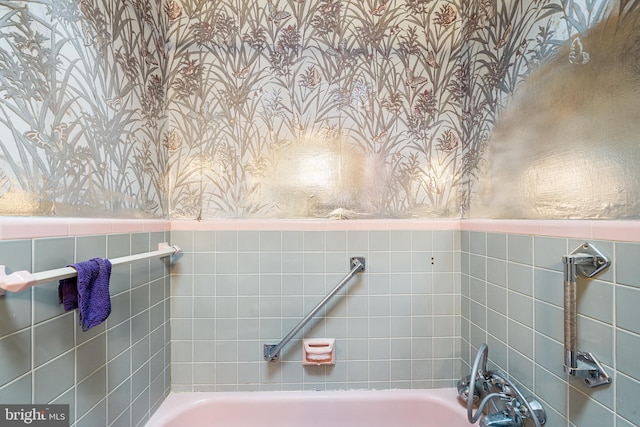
[461, 230, 640, 427]
[0, 231, 172, 427]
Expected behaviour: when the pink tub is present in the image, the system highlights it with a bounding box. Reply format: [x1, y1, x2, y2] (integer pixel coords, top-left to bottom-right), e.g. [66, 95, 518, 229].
[145, 388, 468, 427]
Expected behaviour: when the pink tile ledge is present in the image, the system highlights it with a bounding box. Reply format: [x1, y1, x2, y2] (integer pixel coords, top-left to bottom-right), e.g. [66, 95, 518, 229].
[461, 219, 640, 242]
[169, 219, 462, 231]
[2, 217, 640, 243]
[0, 217, 170, 240]
[0, 217, 70, 240]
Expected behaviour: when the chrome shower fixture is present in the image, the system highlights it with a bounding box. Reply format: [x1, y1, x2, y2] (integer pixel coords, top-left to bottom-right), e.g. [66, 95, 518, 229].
[457, 343, 546, 427]
[562, 242, 612, 387]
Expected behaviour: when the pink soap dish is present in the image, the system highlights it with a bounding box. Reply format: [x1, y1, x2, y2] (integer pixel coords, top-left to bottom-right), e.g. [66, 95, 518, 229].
[303, 339, 335, 365]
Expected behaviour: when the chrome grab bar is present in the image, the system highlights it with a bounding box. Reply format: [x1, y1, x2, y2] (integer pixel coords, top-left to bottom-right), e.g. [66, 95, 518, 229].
[562, 242, 612, 387]
[264, 257, 365, 362]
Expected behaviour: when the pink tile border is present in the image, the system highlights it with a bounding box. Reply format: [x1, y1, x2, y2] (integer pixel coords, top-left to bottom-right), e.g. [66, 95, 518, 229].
[0, 217, 171, 240]
[0, 217, 70, 240]
[169, 219, 461, 232]
[591, 221, 640, 242]
[1, 217, 639, 242]
[461, 220, 640, 242]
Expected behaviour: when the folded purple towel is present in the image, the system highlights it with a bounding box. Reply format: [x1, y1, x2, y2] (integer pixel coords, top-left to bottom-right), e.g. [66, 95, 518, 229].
[58, 258, 112, 331]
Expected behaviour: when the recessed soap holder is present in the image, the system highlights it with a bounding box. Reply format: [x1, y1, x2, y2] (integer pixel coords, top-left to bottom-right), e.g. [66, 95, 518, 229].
[303, 338, 335, 365]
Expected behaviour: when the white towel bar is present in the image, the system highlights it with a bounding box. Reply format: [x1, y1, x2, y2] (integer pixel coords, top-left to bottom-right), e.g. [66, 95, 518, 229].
[0, 242, 181, 295]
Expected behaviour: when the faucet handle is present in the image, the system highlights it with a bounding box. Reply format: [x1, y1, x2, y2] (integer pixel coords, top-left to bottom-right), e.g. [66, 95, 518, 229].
[525, 399, 547, 426]
[479, 410, 522, 427]
[457, 375, 479, 402]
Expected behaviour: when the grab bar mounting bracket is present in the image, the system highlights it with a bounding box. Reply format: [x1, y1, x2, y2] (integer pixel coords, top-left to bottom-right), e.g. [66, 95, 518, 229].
[566, 351, 612, 387]
[564, 242, 610, 278]
[263, 344, 279, 361]
[350, 257, 365, 271]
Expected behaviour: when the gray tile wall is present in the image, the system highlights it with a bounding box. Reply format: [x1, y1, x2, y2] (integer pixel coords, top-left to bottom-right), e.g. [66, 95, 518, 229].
[11, 226, 635, 426]
[0, 232, 171, 427]
[170, 229, 461, 391]
[462, 231, 640, 427]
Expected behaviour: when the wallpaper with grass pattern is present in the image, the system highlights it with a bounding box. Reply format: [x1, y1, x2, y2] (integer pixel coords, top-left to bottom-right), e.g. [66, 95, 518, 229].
[0, 0, 636, 219]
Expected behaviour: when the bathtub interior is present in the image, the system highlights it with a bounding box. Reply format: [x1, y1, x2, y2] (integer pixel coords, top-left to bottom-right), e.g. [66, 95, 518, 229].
[145, 388, 468, 427]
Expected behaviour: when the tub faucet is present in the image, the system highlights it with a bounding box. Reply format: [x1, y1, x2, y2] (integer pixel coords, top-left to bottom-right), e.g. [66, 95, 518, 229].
[480, 410, 522, 427]
[458, 344, 546, 427]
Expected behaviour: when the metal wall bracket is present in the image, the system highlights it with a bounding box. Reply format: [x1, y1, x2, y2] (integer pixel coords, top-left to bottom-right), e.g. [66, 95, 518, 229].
[562, 242, 612, 388]
[566, 351, 612, 387]
[263, 344, 279, 361]
[565, 242, 611, 278]
[350, 257, 365, 271]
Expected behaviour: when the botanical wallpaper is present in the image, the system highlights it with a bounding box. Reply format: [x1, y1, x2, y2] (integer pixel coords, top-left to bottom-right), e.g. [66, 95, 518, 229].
[0, 0, 637, 219]
[0, 0, 168, 217]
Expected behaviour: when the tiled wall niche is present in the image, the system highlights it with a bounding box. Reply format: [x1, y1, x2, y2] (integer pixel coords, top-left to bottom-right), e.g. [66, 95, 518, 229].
[169, 228, 462, 391]
[0, 230, 172, 427]
[461, 231, 640, 427]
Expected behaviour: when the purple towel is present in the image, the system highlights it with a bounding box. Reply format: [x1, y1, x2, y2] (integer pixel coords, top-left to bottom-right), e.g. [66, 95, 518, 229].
[58, 258, 112, 331]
